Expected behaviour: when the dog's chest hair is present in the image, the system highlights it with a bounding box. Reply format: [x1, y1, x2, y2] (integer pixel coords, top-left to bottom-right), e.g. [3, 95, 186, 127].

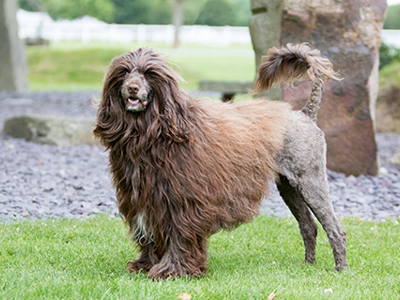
[131, 213, 154, 246]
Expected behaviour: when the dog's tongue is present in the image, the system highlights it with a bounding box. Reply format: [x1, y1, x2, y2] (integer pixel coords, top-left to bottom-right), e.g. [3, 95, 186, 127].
[128, 98, 139, 106]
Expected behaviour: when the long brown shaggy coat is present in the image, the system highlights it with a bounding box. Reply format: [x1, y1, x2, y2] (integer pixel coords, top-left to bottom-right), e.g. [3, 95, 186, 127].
[94, 44, 347, 279]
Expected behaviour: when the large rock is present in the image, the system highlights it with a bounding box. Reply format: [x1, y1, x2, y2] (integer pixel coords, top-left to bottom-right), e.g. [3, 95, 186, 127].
[0, 0, 29, 92]
[249, 0, 386, 176]
[3, 115, 98, 146]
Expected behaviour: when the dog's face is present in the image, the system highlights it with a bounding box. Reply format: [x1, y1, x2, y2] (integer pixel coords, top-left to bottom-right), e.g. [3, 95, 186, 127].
[103, 48, 183, 116]
[120, 68, 152, 113]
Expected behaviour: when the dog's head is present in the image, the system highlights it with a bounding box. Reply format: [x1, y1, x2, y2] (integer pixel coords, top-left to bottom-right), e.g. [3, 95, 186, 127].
[102, 47, 184, 114]
[94, 48, 190, 147]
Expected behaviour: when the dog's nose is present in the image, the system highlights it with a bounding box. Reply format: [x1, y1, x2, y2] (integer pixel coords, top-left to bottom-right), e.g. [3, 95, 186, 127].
[128, 84, 140, 94]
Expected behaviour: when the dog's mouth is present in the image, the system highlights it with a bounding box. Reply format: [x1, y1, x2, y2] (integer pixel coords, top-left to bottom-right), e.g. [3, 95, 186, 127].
[125, 97, 148, 112]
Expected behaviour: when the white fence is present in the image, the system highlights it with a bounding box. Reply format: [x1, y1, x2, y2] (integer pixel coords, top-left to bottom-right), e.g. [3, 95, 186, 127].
[17, 10, 251, 46]
[21, 23, 252, 46]
[381, 30, 400, 48]
[17, 9, 400, 47]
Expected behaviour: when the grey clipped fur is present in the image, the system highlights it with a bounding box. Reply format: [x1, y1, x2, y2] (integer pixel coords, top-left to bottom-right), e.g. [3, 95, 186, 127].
[275, 111, 347, 270]
[255, 43, 347, 271]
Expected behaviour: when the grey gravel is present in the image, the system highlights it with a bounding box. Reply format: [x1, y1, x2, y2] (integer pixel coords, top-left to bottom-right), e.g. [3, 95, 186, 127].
[1, 91, 400, 221]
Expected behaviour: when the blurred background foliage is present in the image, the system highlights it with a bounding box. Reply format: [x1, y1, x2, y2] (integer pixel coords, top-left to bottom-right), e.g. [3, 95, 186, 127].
[379, 42, 400, 69]
[17, 0, 400, 29]
[384, 4, 400, 29]
[18, 0, 115, 22]
[17, 0, 252, 26]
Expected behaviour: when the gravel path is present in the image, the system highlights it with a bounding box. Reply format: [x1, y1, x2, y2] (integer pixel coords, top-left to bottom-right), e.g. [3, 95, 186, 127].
[1, 91, 400, 221]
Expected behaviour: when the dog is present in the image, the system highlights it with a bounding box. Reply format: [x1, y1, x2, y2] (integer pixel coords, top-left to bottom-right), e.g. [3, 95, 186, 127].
[93, 43, 347, 279]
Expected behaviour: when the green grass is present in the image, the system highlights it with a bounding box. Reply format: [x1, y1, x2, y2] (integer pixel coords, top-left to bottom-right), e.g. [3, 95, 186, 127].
[26, 41, 400, 94]
[379, 60, 400, 90]
[26, 42, 255, 91]
[1, 215, 399, 299]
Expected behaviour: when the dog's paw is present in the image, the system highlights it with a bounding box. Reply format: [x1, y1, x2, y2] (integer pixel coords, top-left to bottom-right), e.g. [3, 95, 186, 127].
[148, 263, 180, 280]
[148, 262, 205, 280]
[127, 259, 151, 273]
[302, 257, 316, 265]
[335, 263, 347, 272]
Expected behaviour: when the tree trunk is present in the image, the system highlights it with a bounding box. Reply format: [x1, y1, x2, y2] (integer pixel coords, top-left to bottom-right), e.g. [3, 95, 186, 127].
[0, 0, 29, 92]
[173, 0, 184, 48]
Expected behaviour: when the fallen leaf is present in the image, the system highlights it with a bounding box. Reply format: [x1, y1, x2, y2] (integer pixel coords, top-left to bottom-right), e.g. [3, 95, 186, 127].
[324, 288, 333, 295]
[268, 292, 276, 300]
[178, 293, 191, 300]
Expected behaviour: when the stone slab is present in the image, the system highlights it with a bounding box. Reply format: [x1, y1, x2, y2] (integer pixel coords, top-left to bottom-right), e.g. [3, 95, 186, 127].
[199, 81, 254, 94]
[279, 0, 386, 176]
[3, 114, 99, 146]
[249, 0, 386, 176]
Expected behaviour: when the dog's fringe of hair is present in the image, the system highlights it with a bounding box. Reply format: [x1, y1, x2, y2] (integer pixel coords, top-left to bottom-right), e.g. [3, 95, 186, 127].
[252, 43, 341, 121]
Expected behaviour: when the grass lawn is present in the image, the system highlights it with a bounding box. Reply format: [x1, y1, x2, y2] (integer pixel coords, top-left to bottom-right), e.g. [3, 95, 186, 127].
[10, 42, 400, 298]
[26, 42, 255, 91]
[25, 41, 400, 95]
[1, 215, 399, 299]
[379, 60, 400, 90]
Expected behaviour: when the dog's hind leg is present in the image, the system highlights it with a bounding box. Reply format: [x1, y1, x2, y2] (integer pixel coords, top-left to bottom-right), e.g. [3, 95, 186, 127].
[279, 162, 347, 271]
[277, 119, 347, 271]
[276, 174, 318, 264]
[297, 176, 347, 271]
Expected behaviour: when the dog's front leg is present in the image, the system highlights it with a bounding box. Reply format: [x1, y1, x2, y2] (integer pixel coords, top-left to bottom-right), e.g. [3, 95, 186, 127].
[148, 230, 208, 280]
[127, 242, 160, 274]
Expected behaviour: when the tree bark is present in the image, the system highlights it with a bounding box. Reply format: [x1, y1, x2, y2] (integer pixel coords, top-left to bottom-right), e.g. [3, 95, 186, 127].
[0, 0, 29, 92]
[173, 0, 184, 48]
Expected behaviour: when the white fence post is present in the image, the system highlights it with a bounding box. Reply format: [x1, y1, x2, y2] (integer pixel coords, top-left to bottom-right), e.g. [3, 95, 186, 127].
[137, 24, 146, 44]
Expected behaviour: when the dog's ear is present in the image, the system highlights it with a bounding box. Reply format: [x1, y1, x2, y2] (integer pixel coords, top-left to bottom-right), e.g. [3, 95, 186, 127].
[164, 99, 191, 143]
[150, 79, 192, 144]
[93, 68, 126, 148]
